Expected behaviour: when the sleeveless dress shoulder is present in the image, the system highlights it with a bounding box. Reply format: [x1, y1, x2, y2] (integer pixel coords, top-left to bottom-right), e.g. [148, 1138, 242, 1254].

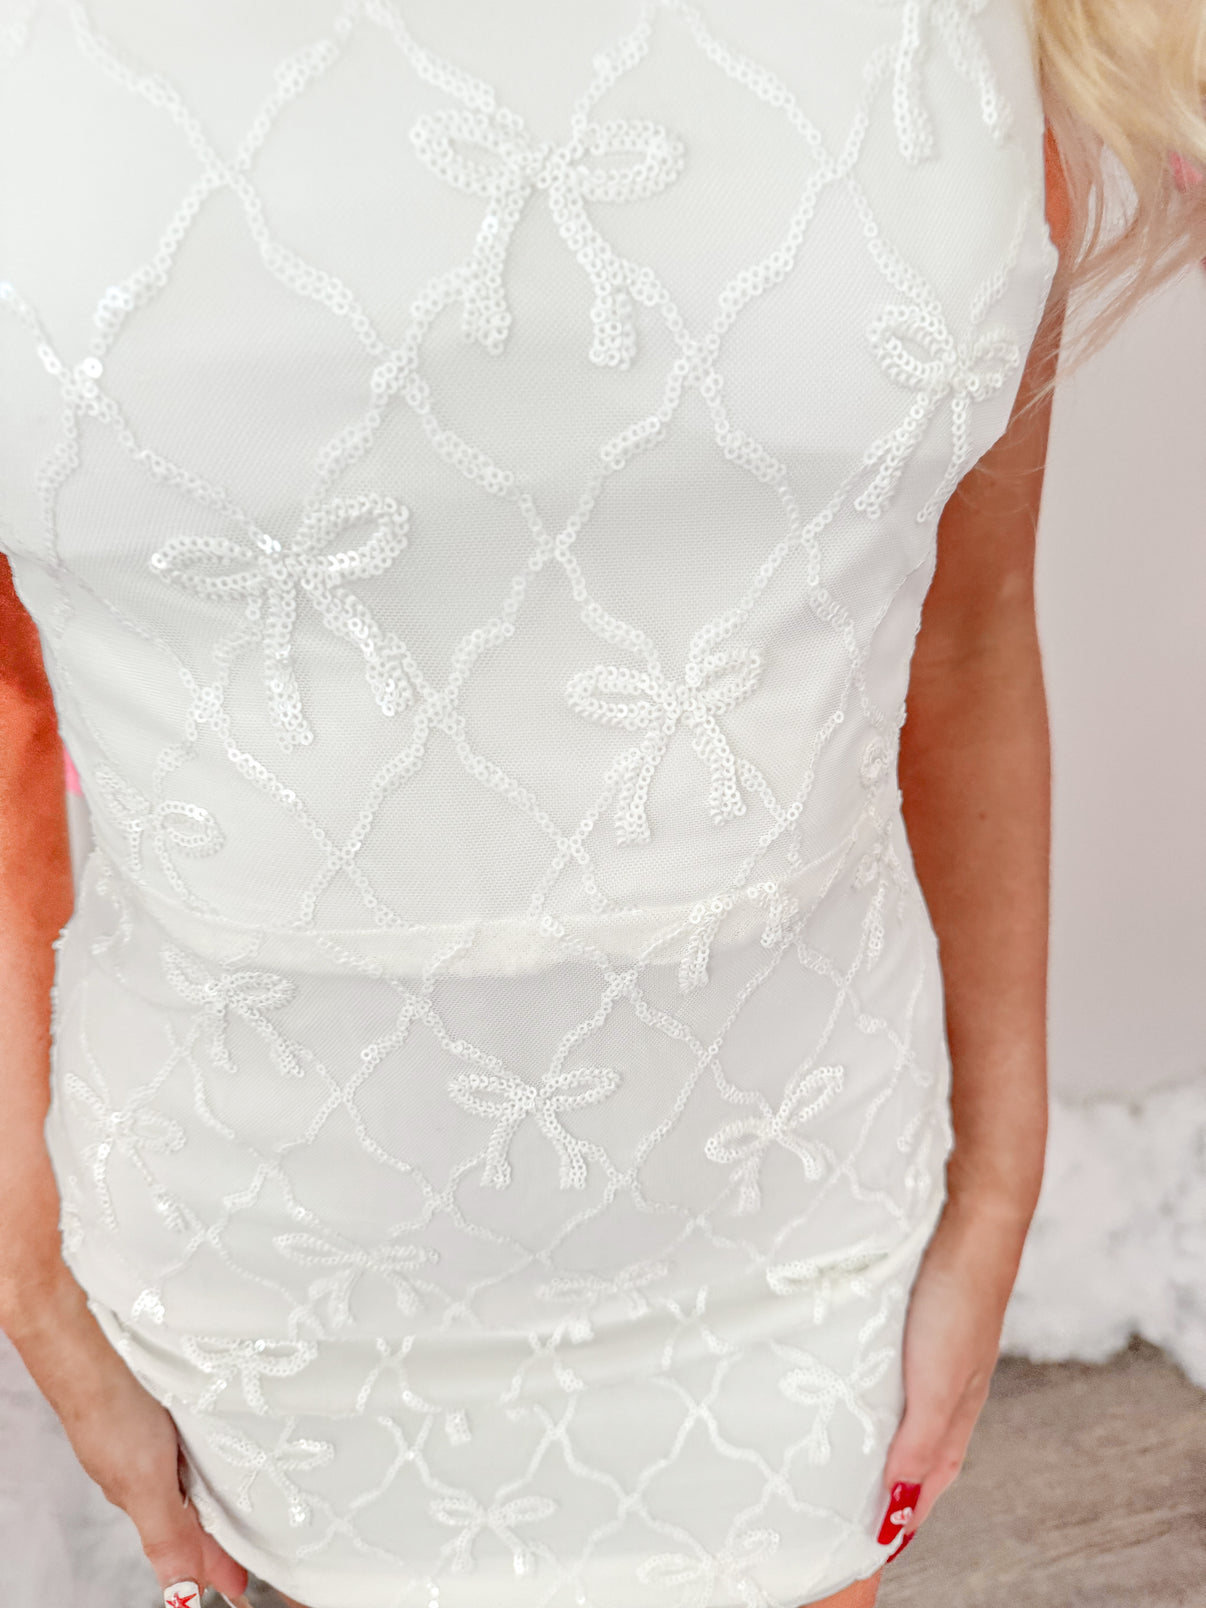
[0, 3, 1058, 1604]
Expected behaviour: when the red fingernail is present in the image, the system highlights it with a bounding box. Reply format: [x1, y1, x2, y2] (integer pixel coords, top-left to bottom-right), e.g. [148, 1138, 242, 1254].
[876, 1481, 921, 1545]
[163, 1586, 201, 1608]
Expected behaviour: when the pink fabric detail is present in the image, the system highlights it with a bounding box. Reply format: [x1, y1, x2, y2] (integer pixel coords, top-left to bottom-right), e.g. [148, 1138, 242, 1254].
[62, 743, 82, 796]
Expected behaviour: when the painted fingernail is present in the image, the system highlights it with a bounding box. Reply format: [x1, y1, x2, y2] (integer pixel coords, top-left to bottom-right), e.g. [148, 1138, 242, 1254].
[163, 1585, 201, 1608]
[876, 1481, 921, 1545]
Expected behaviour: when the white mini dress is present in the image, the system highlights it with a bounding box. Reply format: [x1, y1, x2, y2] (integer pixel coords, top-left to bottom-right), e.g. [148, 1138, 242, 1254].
[0, 2, 1058, 1604]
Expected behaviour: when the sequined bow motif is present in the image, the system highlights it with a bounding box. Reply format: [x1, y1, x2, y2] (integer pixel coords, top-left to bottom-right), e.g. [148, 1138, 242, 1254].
[705, 1065, 844, 1215]
[677, 875, 801, 996]
[876, 0, 1012, 164]
[410, 106, 685, 367]
[63, 1073, 186, 1232]
[351, 1338, 472, 1444]
[92, 762, 223, 881]
[565, 636, 763, 846]
[778, 1312, 897, 1465]
[637, 1526, 781, 1608]
[273, 1227, 434, 1329]
[536, 1260, 671, 1342]
[766, 1236, 892, 1325]
[161, 944, 306, 1080]
[447, 1063, 621, 1191]
[149, 494, 412, 748]
[57, 1173, 86, 1257]
[856, 302, 1020, 523]
[181, 1332, 319, 1415]
[430, 1490, 558, 1577]
[206, 1425, 334, 1525]
[852, 818, 912, 971]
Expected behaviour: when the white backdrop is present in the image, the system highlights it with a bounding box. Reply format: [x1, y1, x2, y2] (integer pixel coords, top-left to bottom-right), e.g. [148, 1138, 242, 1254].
[1041, 266, 1206, 1101]
[1000, 262, 1206, 1386]
[3, 266, 1205, 1605]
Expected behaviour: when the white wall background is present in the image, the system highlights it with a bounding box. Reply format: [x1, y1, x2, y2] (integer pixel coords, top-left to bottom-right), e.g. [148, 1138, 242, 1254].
[998, 262, 1206, 1390]
[1040, 265, 1206, 1101]
[3, 266, 1205, 1606]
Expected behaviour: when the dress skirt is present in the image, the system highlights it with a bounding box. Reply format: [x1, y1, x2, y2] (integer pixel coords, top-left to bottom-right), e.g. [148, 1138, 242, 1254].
[47, 828, 952, 1608]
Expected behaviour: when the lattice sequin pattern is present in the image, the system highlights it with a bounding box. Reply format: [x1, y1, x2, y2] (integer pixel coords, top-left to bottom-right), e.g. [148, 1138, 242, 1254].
[4, 1, 1059, 1603]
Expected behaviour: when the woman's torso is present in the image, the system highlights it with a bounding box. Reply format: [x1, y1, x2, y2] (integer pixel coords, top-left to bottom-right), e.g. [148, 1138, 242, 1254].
[1, 0, 1057, 976]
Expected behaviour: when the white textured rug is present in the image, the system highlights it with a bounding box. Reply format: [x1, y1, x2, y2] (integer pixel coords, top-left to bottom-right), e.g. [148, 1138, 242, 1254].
[1001, 1074, 1206, 1387]
[4, 1076, 1204, 1607]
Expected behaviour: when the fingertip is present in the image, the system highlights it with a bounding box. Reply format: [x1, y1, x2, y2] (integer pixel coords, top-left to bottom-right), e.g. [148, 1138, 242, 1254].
[200, 1529, 249, 1599]
[884, 1431, 938, 1487]
[881, 1452, 926, 1493]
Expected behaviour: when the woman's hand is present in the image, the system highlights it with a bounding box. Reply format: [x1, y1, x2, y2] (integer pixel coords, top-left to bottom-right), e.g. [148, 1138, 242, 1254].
[3, 1272, 249, 1604]
[879, 1191, 1034, 1543]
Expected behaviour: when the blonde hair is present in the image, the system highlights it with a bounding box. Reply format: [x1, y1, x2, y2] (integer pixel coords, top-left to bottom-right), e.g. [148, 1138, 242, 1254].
[1025, 0, 1206, 407]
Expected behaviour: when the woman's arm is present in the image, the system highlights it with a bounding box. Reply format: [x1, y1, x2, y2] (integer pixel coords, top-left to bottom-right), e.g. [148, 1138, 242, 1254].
[880, 137, 1071, 1536]
[0, 557, 76, 1314]
[902, 128, 1069, 1228]
[0, 558, 249, 1603]
[899, 310, 1059, 1235]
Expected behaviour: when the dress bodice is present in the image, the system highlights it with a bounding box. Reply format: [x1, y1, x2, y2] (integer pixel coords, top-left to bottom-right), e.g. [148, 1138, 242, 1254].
[0, 0, 1058, 977]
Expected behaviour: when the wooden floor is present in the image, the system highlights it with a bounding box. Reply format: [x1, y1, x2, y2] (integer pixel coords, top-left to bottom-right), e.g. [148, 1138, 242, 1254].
[238, 1340, 1206, 1608]
[879, 1340, 1206, 1608]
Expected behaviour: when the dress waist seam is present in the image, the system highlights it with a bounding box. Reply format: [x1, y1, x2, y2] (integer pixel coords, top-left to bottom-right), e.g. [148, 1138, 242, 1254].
[80, 809, 908, 980]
